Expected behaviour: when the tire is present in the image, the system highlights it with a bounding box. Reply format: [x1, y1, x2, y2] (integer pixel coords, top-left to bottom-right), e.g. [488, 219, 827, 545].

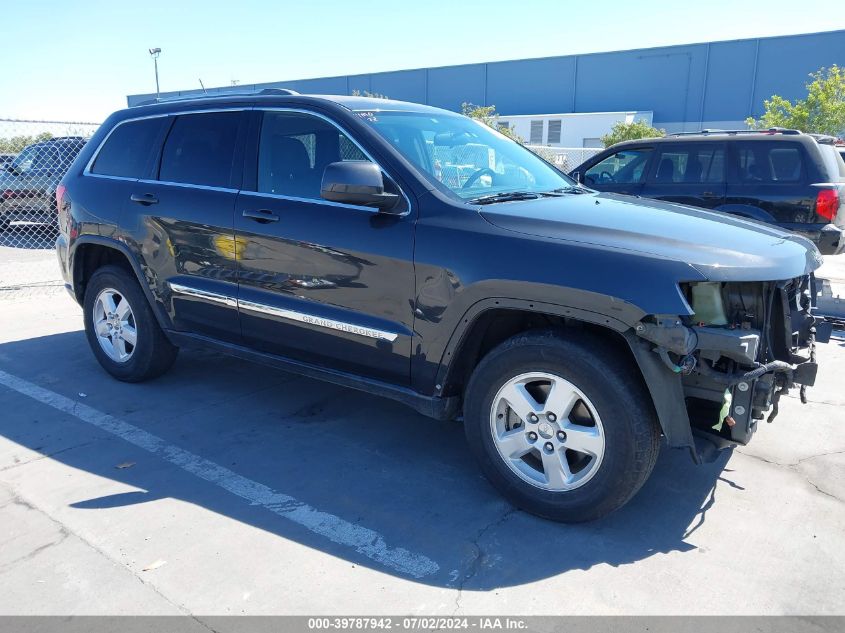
[83, 265, 178, 382]
[464, 329, 660, 522]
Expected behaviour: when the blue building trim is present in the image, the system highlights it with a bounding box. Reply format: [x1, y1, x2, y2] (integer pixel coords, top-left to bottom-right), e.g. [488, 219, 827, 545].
[127, 29, 845, 130]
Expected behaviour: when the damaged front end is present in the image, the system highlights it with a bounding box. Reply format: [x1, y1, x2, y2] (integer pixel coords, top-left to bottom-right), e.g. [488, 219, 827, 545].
[632, 275, 831, 459]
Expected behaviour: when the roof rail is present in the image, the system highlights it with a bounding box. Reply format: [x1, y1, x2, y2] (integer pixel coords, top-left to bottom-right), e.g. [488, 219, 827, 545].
[808, 133, 838, 145]
[667, 127, 803, 137]
[135, 87, 299, 107]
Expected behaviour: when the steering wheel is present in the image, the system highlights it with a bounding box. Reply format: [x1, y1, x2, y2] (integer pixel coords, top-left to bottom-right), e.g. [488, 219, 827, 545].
[462, 167, 496, 190]
[599, 170, 615, 183]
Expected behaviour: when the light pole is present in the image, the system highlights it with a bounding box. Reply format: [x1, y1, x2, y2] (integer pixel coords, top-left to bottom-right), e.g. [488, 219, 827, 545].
[148, 48, 161, 100]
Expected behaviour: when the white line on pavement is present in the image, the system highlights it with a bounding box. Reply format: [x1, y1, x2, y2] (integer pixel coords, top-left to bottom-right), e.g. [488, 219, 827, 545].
[0, 369, 440, 579]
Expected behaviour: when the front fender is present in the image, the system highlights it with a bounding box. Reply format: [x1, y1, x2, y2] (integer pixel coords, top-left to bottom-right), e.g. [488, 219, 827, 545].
[621, 330, 696, 457]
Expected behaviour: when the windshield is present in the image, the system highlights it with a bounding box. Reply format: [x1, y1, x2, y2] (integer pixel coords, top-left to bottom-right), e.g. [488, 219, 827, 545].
[356, 110, 575, 201]
[8, 143, 64, 175]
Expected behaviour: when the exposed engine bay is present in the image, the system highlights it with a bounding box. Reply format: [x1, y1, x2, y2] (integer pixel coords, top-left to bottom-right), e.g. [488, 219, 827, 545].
[635, 276, 831, 447]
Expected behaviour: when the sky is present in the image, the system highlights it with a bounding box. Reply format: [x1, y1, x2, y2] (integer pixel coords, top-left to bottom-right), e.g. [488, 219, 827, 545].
[4, 0, 845, 123]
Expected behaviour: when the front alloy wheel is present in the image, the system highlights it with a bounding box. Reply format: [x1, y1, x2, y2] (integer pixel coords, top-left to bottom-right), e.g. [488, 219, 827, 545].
[491, 372, 605, 491]
[464, 330, 661, 522]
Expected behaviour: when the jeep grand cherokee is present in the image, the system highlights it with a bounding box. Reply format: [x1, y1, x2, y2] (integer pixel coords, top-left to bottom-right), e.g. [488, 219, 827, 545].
[56, 91, 826, 522]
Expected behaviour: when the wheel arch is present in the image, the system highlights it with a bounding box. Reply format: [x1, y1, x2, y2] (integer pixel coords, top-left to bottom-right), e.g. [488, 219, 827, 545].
[437, 299, 695, 454]
[71, 236, 174, 333]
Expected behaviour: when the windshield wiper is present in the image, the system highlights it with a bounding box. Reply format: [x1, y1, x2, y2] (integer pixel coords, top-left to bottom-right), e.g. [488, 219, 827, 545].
[469, 191, 541, 205]
[549, 186, 589, 195]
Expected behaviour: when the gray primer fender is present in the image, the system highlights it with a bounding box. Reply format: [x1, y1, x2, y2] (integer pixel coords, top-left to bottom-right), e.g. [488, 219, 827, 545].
[435, 296, 698, 458]
[434, 292, 647, 391]
[621, 330, 698, 461]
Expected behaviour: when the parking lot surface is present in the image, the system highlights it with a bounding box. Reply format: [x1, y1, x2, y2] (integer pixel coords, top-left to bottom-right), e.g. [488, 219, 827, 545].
[0, 242, 844, 615]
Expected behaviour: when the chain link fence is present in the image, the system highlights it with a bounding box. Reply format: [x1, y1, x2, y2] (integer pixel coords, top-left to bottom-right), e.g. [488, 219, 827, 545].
[0, 118, 99, 300]
[525, 145, 603, 173]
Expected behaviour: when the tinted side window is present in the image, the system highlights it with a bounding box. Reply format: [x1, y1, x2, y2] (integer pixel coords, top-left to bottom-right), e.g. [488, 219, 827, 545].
[159, 112, 240, 187]
[650, 144, 725, 184]
[584, 148, 653, 185]
[733, 142, 805, 184]
[91, 118, 163, 178]
[257, 111, 371, 199]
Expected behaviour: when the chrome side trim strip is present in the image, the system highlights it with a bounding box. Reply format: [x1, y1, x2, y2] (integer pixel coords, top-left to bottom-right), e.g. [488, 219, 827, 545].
[238, 299, 398, 342]
[254, 106, 413, 216]
[83, 173, 138, 182]
[168, 281, 398, 342]
[83, 108, 248, 177]
[240, 189, 377, 213]
[169, 282, 237, 308]
[83, 105, 412, 217]
[138, 178, 239, 194]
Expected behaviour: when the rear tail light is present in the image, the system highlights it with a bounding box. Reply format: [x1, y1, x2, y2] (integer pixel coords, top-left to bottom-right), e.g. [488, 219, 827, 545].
[55, 183, 66, 212]
[815, 188, 839, 222]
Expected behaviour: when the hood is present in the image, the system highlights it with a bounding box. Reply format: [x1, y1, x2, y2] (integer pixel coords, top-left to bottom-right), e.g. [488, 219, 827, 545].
[479, 192, 822, 282]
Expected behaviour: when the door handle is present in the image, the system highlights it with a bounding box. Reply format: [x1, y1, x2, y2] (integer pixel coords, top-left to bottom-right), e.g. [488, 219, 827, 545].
[242, 209, 280, 223]
[701, 191, 720, 199]
[130, 193, 159, 205]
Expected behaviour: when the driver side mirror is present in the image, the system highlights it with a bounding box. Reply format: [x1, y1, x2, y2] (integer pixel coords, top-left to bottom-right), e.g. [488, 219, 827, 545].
[571, 170, 581, 183]
[321, 161, 401, 213]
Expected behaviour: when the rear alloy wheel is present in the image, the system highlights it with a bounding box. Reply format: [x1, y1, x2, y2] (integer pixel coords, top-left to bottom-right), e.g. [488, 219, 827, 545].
[83, 265, 178, 382]
[464, 330, 661, 522]
[92, 288, 138, 363]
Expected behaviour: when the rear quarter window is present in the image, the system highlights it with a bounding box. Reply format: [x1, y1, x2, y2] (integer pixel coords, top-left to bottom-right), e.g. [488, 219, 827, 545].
[90, 118, 165, 178]
[731, 141, 805, 184]
[818, 144, 845, 181]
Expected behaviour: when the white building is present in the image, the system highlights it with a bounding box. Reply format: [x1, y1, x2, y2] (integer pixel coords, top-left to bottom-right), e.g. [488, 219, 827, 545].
[496, 110, 654, 148]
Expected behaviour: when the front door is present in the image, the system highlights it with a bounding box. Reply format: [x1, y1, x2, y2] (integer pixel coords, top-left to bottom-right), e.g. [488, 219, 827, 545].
[580, 146, 654, 196]
[234, 109, 416, 384]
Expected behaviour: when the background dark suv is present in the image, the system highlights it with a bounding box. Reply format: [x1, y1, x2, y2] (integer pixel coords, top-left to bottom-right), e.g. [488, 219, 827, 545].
[0, 136, 86, 231]
[571, 129, 845, 254]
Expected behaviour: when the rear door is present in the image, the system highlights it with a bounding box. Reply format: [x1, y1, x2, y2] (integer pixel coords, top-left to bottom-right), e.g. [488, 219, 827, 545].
[78, 116, 167, 260]
[641, 142, 727, 210]
[234, 108, 416, 384]
[125, 109, 248, 343]
[580, 146, 653, 196]
[725, 141, 810, 226]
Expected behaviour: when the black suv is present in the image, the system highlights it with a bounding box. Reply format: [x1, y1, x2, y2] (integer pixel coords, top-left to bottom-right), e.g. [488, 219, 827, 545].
[56, 93, 826, 522]
[571, 129, 845, 255]
[0, 136, 86, 230]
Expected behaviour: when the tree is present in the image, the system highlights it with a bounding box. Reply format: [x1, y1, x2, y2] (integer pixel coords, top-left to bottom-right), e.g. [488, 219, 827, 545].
[600, 120, 665, 148]
[746, 65, 845, 136]
[0, 132, 54, 154]
[351, 89, 389, 99]
[461, 102, 523, 143]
